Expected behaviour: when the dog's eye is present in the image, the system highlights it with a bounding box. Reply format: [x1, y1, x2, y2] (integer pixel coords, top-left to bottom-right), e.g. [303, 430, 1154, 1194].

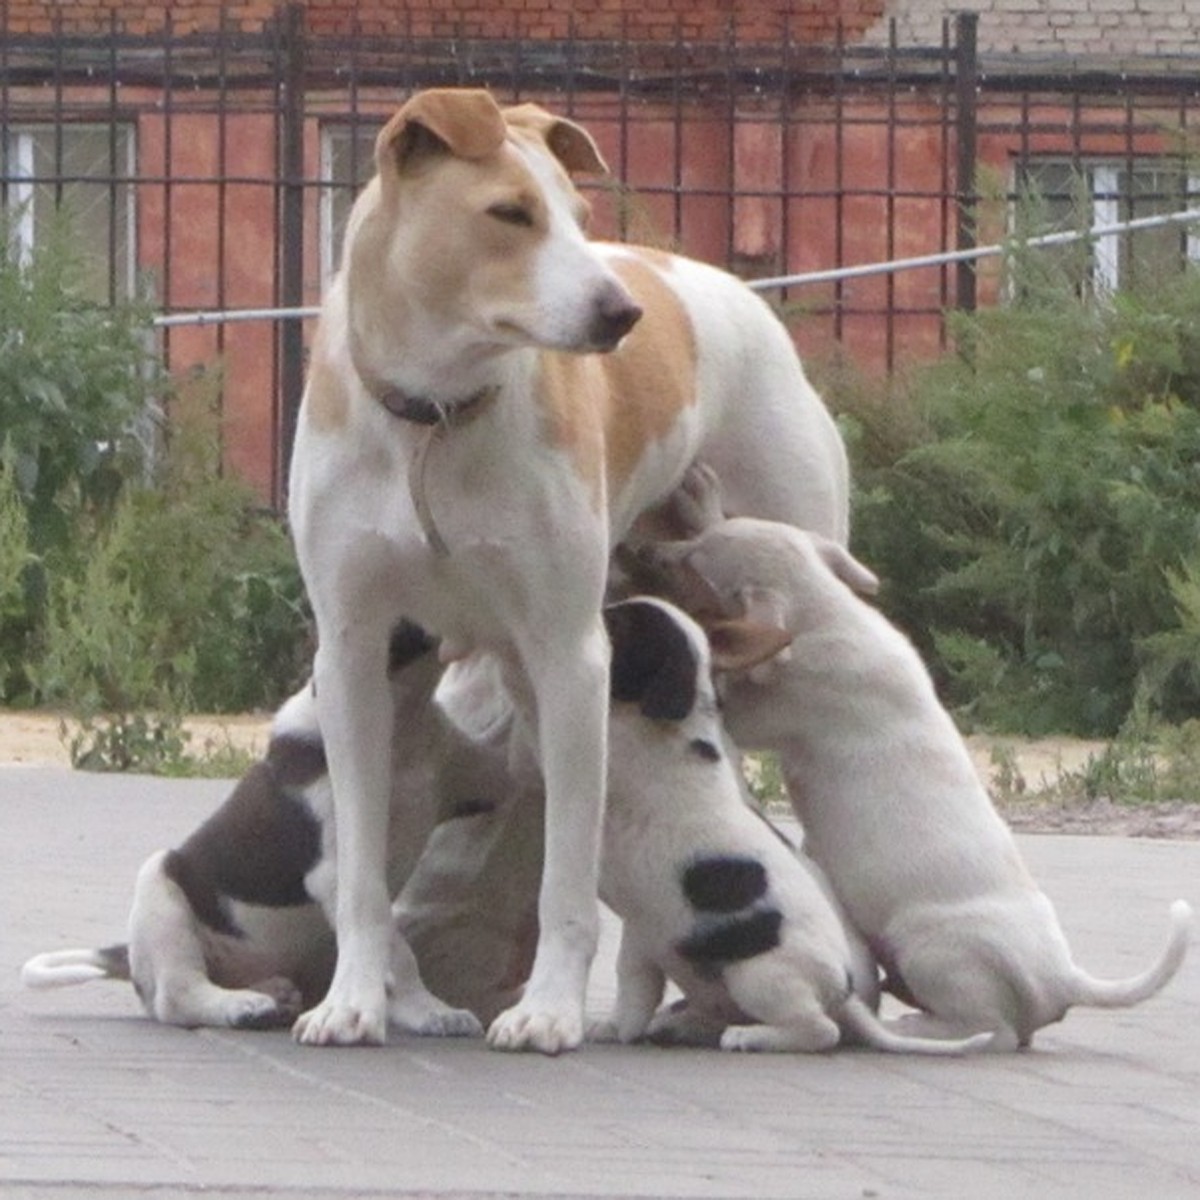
[487, 203, 534, 228]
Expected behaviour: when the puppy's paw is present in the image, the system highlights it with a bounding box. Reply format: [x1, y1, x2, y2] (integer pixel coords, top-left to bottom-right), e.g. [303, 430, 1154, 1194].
[645, 1004, 725, 1048]
[675, 461, 726, 534]
[292, 998, 387, 1046]
[487, 1001, 583, 1055]
[586, 1017, 620, 1043]
[226, 979, 303, 1030]
[389, 996, 483, 1038]
[249, 976, 304, 1018]
[720, 1019, 838, 1054]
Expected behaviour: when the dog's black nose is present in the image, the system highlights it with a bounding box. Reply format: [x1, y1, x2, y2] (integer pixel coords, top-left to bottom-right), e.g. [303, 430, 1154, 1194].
[590, 289, 642, 351]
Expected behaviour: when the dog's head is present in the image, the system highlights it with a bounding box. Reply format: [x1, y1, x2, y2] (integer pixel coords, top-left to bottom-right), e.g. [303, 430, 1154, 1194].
[630, 517, 879, 681]
[604, 595, 786, 720]
[343, 88, 641, 396]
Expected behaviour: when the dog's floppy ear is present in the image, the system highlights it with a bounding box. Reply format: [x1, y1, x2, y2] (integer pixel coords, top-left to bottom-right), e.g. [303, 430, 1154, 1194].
[812, 536, 880, 596]
[378, 89, 508, 176]
[619, 539, 732, 622]
[503, 102, 610, 176]
[604, 599, 698, 721]
[726, 586, 793, 681]
[705, 619, 794, 674]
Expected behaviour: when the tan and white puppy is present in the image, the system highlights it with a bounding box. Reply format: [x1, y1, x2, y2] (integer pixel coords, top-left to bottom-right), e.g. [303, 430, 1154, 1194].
[288, 88, 849, 1052]
[638, 487, 1193, 1050]
[21, 625, 535, 1032]
[593, 597, 989, 1054]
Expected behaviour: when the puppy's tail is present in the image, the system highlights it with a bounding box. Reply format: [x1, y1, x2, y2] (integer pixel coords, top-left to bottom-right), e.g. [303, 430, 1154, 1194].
[840, 995, 992, 1056]
[1071, 898, 1192, 1009]
[20, 944, 131, 989]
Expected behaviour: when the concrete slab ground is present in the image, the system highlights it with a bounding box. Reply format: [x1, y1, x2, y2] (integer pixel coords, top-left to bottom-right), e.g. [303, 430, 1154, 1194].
[3, 765, 1198, 1200]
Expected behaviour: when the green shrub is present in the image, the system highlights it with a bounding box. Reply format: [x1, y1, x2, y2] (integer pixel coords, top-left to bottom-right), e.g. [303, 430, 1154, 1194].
[0, 450, 37, 701]
[1, 209, 312, 737]
[0, 210, 160, 562]
[837, 257, 1200, 737]
[30, 420, 312, 721]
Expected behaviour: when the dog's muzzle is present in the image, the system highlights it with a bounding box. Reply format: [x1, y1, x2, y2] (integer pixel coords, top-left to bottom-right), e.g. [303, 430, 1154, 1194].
[587, 289, 643, 352]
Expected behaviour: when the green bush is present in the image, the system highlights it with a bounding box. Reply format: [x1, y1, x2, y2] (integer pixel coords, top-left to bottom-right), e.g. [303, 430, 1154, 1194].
[0, 211, 159, 560]
[29, 412, 312, 723]
[1, 209, 312, 745]
[837, 257, 1200, 738]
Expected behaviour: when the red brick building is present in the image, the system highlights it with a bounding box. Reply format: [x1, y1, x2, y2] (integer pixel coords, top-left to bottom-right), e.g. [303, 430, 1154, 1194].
[2, 0, 885, 42]
[3, 2, 1198, 502]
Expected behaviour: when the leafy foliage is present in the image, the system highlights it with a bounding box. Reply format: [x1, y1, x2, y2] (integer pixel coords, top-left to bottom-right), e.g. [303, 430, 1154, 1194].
[838, 253, 1200, 737]
[0, 209, 311, 756]
[0, 210, 159, 561]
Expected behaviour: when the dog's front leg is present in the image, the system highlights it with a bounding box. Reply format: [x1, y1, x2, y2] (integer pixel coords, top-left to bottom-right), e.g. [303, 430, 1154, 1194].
[487, 622, 609, 1054]
[612, 931, 667, 1043]
[293, 633, 396, 1046]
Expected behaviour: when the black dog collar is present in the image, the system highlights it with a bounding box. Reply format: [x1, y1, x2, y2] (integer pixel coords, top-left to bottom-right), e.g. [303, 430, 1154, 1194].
[375, 384, 498, 427]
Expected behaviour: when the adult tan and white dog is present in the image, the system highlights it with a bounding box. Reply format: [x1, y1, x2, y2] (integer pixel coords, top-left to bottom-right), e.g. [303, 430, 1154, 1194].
[637, 470, 1193, 1051]
[287, 88, 849, 1052]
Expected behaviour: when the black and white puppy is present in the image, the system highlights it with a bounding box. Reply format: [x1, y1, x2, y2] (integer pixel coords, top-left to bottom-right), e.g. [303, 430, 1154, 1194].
[21, 624, 537, 1033]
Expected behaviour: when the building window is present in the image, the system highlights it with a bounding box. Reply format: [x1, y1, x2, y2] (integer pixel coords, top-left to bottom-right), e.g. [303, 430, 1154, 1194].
[320, 121, 380, 286]
[2, 123, 136, 304]
[1015, 158, 1200, 293]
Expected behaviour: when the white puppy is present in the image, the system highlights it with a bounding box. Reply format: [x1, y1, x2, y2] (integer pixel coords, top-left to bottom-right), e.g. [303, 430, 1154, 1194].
[637, 490, 1192, 1050]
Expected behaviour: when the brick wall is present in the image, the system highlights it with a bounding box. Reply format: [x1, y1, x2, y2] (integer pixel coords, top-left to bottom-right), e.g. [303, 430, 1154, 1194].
[865, 0, 1200, 60]
[3, 0, 886, 43]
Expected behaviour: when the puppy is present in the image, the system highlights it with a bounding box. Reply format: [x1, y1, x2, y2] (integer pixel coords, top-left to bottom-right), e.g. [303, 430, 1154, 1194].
[21, 624, 535, 1032]
[638, 478, 1193, 1050]
[444, 596, 987, 1054]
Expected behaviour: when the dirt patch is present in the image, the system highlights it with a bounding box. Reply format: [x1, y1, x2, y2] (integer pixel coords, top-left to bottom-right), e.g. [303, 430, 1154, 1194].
[965, 734, 1200, 840]
[1, 711, 1197, 838]
[0, 710, 271, 769]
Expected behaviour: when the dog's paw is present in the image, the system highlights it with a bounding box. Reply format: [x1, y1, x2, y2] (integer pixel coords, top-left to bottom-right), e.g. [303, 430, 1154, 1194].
[719, 1024, 774, 1053]
[586, 1017, 620, 1043]
[292, 998, 387, 1046]
[226, 979, 303, 1030]
[487, 1001, 583, 1055]
[389, 996, 483, 1038]
[645, 1005, 725, 1049]
[674, 461, 725, 534]
[720, 1020, 839, 1054]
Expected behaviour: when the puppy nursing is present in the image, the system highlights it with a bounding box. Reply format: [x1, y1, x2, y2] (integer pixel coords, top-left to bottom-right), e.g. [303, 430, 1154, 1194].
[640, 471, 1192, 1050]
[21, 624, 529, 1034]
[594, 598, 988, 1054]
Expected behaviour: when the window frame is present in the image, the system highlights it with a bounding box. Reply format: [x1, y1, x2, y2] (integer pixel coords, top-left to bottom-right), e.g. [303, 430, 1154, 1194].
[1013, 155, 1200, 294]
[2, 121, 138, 303]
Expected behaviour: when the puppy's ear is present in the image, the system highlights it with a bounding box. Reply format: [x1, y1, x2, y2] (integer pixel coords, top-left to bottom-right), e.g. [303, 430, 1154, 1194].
[735, 586, 795, 678]
[705, 618, 794, 674]
[379, 89, 507, 176]
[604, 599, 698, 721]
[812, 537, 880, 596]
[619, 540, 731, 622]
[503, 103, 610, 175]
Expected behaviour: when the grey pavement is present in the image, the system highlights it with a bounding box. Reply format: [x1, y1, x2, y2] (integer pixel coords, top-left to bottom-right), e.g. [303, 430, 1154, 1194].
[3, 764, 1199, 1200]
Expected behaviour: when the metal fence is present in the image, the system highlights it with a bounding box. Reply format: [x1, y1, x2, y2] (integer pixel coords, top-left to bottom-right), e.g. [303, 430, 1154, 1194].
[3, 5, 1199, 505]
